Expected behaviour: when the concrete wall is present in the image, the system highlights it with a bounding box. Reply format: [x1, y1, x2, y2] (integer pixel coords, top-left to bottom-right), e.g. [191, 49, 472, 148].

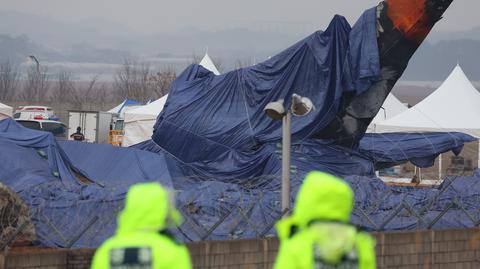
[188, 238, 278, 269]
[0, 248, 95, 269]
[375, 228, 480, 269]
[2, 228, 480, 269]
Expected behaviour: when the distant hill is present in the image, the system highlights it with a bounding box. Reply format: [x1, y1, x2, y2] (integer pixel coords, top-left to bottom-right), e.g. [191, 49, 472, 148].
[0, 34, 130, 66]
[402, 39, 480, 81]
[429, 27, 480, 43]
[0, 34, 62, 64]
[1, 9, 480, 81]
[0, 10, 136, 50]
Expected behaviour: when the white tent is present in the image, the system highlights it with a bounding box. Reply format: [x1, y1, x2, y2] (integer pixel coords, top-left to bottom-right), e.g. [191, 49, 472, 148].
[108, 101, 126, 114]
[376, 65, 480, 137]
[0, 102, 13, 120]
[122, 53, 220, 146]
[199, 53, 220, 75]
[122, 95, 168, 146]
[108, 99, 142, 118]
[368, 93, 408, 132]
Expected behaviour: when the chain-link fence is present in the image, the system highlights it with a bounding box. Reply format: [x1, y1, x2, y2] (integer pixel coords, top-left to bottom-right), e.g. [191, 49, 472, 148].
[0, 183, 36, 249]
[2, 166, 480, 250]
[1, 127, 479, 247]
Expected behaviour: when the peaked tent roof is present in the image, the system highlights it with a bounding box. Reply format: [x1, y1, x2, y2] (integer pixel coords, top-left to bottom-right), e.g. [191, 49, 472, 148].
[0, 102, 13, 120]
[199, 53, 220, 75]
[122, 96, 167, 147]
[123, 96, 168, 146]
[124, 95, 168, 123]
[107, 99, 142, 114]
[376, 65, 480, 137]
[370, 93, 408, 125]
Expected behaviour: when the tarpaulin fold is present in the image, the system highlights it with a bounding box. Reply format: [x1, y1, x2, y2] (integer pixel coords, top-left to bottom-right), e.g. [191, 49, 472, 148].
[0, 1, 472, 248]
[153, 8, 381, 163]
[0, 122, 478, 248]
[359, 132, 477, 169]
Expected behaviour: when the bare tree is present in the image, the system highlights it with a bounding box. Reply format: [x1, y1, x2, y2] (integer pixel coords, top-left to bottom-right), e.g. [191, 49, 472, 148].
[76, 75, 106, 110]
[0, 61, 19, 101]
[149, 70, 176, 98]
[113, 60, 154, 102]
[92, 82, 108, 110]
[50, 71, 75, 105]
[20, 66, 50, 103]
[139, 63, 151, 101]
[114, 60, 136, 101]
[191, 53, 202, 64]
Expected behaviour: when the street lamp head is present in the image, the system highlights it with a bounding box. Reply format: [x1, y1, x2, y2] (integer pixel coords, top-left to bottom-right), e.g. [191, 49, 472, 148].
[27, 55, 40, 72]
[264, 99, 285, 120]
[291, 94, 314, 117]
[28, 55, 39, 65]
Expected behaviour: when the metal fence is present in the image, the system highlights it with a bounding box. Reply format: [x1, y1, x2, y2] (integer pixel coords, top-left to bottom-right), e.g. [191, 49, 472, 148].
[0, 183, 36, 249]
[1, 171, 480, 250]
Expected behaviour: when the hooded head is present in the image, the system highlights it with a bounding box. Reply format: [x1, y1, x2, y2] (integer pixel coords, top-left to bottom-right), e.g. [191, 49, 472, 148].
[277, 171, 354, 240]
[117, 182, 181, 234]
[277, 171, 354, 239]
[293, 171, 354, 227]
[76, 126, 82, 132]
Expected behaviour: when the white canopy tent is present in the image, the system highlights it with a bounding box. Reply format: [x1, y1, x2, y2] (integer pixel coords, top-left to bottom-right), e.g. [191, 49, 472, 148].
[0, 102, 13, 120]
[376, 65, 480, 176]
[199, 53, 220, 75]
[368, 93, 408, 132]
[107, 99, 142, 118]
[376, 65, 480, 137]
[122, 95, 168, 146]
[122, 53, 220, 146]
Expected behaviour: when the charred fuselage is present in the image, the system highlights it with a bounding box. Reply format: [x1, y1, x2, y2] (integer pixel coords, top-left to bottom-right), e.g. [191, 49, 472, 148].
[317, 0, 453, 148]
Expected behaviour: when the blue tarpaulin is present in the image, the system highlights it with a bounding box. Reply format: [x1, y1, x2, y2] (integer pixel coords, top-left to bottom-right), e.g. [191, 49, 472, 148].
[0, 119, 478, 247]
[358, 132, 478, 169]
[0, 118, 81, 188]
[0, 5, 479, 248]
[58, 140, 173, 189]
[153, 9, 381, 167]
[0, 118, 174, 247]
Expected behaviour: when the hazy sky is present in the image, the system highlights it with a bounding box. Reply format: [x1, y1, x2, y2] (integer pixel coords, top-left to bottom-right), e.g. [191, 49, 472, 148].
[0, 0, 478, 34]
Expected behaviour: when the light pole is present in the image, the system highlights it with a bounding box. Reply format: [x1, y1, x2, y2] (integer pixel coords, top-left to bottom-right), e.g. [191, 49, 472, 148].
[264, 94, 314, 212]
[28, 55, 40, 73]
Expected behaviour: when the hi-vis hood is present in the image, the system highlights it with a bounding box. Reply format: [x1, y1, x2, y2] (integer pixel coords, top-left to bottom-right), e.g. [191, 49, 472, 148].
[277, 171, 354, 240]
[117, 182, 181, 234]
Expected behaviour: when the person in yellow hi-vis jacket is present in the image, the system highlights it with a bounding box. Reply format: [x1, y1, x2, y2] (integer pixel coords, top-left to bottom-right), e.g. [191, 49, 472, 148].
[91, 182, 191, 269]
[274, 171, 376, 269]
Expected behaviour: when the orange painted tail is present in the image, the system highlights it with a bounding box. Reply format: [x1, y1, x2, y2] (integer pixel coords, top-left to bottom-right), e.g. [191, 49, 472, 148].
[385, 0, 452, 43]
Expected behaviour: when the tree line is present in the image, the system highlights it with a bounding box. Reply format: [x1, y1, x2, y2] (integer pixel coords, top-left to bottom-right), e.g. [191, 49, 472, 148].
[0, 60, 176, 110]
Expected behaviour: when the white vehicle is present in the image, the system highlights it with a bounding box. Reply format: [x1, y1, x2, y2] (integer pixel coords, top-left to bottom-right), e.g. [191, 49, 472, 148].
[13, 106, 58, 121]
[15, 119, 67, 138]
[68, 110, 113, 143]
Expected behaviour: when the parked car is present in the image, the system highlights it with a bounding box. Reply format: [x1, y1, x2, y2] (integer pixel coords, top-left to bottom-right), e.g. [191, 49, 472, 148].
[15, 119, 67, 138]
[13, 106, 59, 121]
